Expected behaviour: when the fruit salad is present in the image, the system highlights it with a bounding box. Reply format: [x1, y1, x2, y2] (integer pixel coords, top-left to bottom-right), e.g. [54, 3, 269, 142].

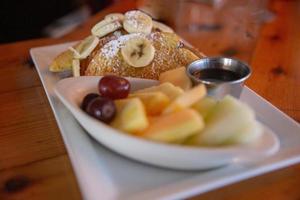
[81, 69, 262, 146]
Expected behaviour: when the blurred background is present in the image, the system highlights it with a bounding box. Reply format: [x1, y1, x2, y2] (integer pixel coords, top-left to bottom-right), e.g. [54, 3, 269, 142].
[0, 0, 116, 43]
[0, 0, 274, 61]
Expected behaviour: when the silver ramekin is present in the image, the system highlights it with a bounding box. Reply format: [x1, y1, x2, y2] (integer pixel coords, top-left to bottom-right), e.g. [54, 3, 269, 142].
[187, 57, 251, 99]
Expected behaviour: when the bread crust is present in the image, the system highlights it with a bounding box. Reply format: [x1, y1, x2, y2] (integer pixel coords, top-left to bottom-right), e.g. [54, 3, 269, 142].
[50, 30, 201, 80]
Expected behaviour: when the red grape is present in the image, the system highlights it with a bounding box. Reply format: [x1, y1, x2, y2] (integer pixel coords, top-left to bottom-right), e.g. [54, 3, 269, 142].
[98, 75, 130, 99]
[81, 93, 100, 111]
[85, 96, 116, 123]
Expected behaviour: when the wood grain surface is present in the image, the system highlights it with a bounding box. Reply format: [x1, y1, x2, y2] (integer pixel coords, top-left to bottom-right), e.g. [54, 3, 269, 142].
[0, 0, 299, 199]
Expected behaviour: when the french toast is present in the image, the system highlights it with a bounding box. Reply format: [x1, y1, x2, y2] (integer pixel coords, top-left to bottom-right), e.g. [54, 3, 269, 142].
[50, 10, 203, 80]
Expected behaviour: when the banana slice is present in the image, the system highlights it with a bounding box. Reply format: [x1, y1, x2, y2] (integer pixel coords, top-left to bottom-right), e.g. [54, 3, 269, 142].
[123, 10, 153, 34]
[92, 14, 122, 32]
[121, 37, 155, 68]
[91, 20, 122, 38]
[72, 59, 80, 77]
[105, 13, 124, 21]
[152, 21, 174, 33]
[69, 35, 99, 59]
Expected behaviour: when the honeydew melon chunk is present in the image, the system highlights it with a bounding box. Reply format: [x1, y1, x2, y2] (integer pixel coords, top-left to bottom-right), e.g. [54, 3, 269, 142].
[188, 95, 255, 146]
[111, 98, 149, 134]
[140, 109, 204, 143]
[129, 92, 170, 115]
[226, 120, 263, 145]
[134, 82, 184, 100]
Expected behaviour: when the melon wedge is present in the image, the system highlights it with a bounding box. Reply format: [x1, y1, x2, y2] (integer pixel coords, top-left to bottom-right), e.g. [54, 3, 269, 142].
[159, 67, 192, 90]
[163, 84, 207, 114]
[111, 98, 148, 134]
[134, 82, 183, 100]
[226, 121, 263, 145]
[192, 96, 217, 120]
[140, 109, 204, 143]
[187, 95, 256, 146]
[129, 92, 170, 115]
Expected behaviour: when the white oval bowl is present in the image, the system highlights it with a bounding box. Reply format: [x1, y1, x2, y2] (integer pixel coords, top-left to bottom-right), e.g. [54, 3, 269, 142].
[54, 76, 279, 170]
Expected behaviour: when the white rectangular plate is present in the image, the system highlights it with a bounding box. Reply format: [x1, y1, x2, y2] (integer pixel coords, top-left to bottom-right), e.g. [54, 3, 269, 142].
[30, 42, 300, 200]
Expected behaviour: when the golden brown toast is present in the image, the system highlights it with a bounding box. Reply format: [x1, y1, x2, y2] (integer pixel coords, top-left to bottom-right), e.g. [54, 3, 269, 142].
[83, 31, 199, 79]
[49, 11, 203, 80]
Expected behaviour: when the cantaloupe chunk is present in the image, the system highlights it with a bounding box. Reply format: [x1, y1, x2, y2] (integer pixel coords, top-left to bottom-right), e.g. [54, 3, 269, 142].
[134, 82, 183, 100]
[140, 109, 204, 143]
[163, 84, 207, 114]
[111, 98, 148, 134]
[129, 92, 170, 115]
[159, 67, 192, 90]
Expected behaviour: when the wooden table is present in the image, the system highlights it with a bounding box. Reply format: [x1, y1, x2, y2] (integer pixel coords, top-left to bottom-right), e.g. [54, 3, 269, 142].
[0, 0, 299, 199]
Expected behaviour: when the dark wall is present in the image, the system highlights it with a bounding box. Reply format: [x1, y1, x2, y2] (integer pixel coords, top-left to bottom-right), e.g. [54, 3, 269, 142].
[0, 0, 80, 43]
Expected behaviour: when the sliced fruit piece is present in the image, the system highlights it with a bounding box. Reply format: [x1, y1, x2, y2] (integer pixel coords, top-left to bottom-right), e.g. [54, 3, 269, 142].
[123, 10, 153, 34]
[69, 35, 99, 59]
[226, 121, 263, 145]
[163, 84, 207, 114]
[187, 95, 256, 146]
[111, 98, 148, 134]
[121, 37, 155, 67]
[105, 13, 125, 21]
[134, 82, 184, 100]
[147, 116, 159, 124]
[159, 67, 192, 90]
[152, 21, 174, 33]
[192, 96, 217, 120]
[49, 49, 73, 72]
[129, 92, 170, 115]
[91, 20, 122, 38]
[140, 109, 204, 143]
[72, 59, 80, 77]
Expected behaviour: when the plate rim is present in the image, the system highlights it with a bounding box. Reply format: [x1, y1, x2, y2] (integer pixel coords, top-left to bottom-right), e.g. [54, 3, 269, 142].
[30, 42, 300, 200]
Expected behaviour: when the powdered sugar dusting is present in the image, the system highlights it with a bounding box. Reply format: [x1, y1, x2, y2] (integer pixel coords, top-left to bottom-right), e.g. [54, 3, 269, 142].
[148, 32, 162, 42]
[113, 31, 122, 37]
[85, 30, 199, 79]
[126, 10, 140, 17]
[125, 11, 141, 29]
[124, 10, 152, 33]
[126, 17, 139, 29]
[100, 33, 146, 59]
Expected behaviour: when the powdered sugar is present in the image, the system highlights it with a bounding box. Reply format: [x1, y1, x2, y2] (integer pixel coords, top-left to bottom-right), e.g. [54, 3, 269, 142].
[126, 18, 140, 29]
[113, 31, 122, 37]
[101, 33, 146, 59]
[124, 11, 140, 28]
[125, 10, 140, 18]
[123, 10, 152, 34]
